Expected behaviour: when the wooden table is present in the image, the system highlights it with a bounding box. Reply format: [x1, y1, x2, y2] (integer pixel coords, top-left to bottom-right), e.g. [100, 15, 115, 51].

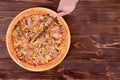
[0, 0, 120, 80]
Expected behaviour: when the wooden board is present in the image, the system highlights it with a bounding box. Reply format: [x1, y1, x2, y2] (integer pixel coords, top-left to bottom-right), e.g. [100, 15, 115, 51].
[0, 0, 120, 80]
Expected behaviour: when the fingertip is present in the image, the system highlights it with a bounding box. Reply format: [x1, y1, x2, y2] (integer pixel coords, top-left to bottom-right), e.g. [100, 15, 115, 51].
[57, 12, 66, 17]
[57, 13, 61, 17]
[57, 8, 60, 12]
[57, 5, 62, 12]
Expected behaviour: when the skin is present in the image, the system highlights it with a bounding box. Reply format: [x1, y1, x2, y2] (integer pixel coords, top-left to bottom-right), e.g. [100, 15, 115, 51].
[57, 0, 79, 17]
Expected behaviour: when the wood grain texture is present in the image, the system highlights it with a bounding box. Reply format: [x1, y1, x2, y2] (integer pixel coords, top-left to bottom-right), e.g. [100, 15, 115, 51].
[0, 0, 120, 80]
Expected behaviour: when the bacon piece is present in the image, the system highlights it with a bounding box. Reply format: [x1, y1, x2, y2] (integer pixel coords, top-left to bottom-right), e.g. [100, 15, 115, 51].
[50, 44, 58, 48]
[37, 51, 44, 62]
[25, 49, 33, 59]
[12, 33, 19, 39]
[51, 53, 58, 58]
[20, 41, 28, 47]
[53, 33, 62, 39]
[27, 17, 32, 27]
[48, 17, 53, 24]
[34, 15, 41, 25]
[50, 27, 60, 32]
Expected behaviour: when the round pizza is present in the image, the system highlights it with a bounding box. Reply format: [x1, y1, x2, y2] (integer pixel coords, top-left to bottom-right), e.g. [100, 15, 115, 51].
[6, 7, 70, 71]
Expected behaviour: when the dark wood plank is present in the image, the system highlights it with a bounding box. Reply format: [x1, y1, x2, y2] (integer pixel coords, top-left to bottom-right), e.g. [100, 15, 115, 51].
[0, 0, 120, 80]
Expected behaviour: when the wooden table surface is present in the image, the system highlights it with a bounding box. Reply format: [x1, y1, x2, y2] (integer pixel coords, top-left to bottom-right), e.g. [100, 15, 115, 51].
[0, 0, 120, 80]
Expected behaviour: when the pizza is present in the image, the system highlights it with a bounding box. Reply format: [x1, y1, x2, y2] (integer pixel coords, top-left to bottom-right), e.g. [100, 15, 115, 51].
[6, 7, 70, 71]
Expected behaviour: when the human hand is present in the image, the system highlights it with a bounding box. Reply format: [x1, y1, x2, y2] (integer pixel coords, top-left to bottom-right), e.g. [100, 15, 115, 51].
[57, 0, 78, 17]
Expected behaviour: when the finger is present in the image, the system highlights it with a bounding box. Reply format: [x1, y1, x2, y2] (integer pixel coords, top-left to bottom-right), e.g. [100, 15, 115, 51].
[57, 9, 61, 12]
[57, 12, 68, 17]
[57, 6, 63, 12]
[57, 0, 63, 12]
[57, 8, 61, 12]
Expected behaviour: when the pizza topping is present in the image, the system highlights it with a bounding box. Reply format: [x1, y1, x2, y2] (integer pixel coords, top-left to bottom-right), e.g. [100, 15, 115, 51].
[27, 17, 32, 27]
[34, 15, 41, 25]
[12, 14, 65, 66]
[53, 33, 62, 39]
[50, 27, 61, 32]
